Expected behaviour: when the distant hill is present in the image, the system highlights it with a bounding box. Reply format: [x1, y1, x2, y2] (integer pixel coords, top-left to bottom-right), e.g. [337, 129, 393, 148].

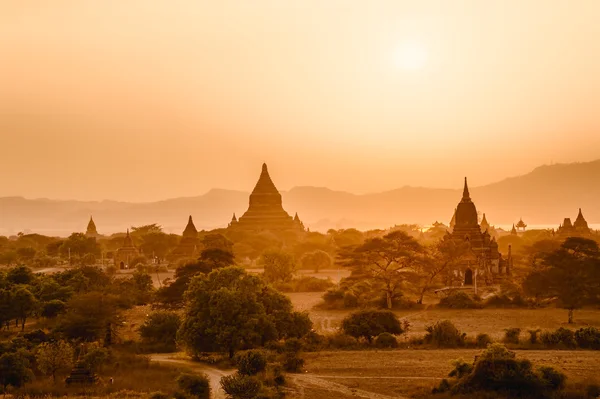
[1, 160, 599, 236]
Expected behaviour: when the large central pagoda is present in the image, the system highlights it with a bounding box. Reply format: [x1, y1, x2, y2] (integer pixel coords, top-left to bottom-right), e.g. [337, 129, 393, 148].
[229, 163, 304, 232]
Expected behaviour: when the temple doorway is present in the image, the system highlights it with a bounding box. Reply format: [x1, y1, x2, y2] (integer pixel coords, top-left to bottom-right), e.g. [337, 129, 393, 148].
[119, 261, 125, 270]
[464, 268, 473, 285]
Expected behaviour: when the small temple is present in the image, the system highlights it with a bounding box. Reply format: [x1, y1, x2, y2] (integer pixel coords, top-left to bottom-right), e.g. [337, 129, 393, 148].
[447, 178, 511, 286]
[228, 163, 305, 232]
[480, 213, 490, 233]
[114, 229, 139, 269]
[557, 208, 592, 237]
[85, 216, 99, 238]
[170, 215, 200, 258]
[510, 224, 518, 235]
[516, 218, 527, 232]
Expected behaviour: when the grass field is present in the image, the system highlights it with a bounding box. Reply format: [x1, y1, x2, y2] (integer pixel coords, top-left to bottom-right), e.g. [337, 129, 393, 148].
[299, 350, 600, 398]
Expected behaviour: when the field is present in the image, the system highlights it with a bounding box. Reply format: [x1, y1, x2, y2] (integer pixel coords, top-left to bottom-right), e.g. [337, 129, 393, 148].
[293, 350, 600, 399]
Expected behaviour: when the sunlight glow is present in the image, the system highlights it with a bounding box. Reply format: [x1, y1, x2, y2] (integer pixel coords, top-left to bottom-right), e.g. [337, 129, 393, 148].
[394, 40, 428, 70]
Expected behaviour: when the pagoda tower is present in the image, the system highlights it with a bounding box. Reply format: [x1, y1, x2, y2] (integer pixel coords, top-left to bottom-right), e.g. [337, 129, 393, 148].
[170, 216, 199, 259]
[85, 216, 99, 238]
[230, 163, 303, 231]
[451, 178, 483, 248]
[114, 229, 139, 269]
[573, 208, 590, 232]
[480, 213, 490, 233]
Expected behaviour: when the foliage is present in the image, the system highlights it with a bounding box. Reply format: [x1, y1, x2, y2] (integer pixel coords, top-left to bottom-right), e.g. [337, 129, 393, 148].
[424, 320, 466, 348]
[475, 333, 493, 348]
[178, 267, 312, 358]
[503, 328, 521, 344]
[11, 285, 37, 330]
[528, 329, 541, 345]
[540, 328, 577, 349]
[0, 351, 34, 392]
[177, 373, 210, 399]
[139, 311, 182, 352]
[36, 340, 74, 383]
[260, 250, 297, 283]
[374, 332, 398, 348]
[523, 237, 600, 323]
[438, 291, 480, 309]
[235, 350, 267, 376]
[574, 327, 600, 350]
[41, 299, 67, 318]
[341, 309, 403, 343]
[220, 374, 261, 399]
[299, 250, 332, 272]
[6, 265, 35, 285]
[337, 230, 423, 309]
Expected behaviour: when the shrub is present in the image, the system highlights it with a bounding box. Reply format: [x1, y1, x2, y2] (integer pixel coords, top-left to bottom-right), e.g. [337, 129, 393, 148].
[528, 329, 541, 345]
[539, 366, 566, 390]
[438, 291, 480, 309]
[343, 291, 359, 308]
[220, 374, 261, 399]
[574, 327, 600, 350]
[424, 320, 466, 348]
[374, 332, 398, 348]
[149, 392, 170, 399]
[293, 276, 334, 292]
[283, 352, 304, 373]
[341, 309, 403, 343]
[41, 300, 67, 318]
[323, 288, 344, 303]
[475, 333, 493, 348]
[448, 358, 473, 379]
[503, 328, 521, 344]
[235, 350, 267, 376]
[139, 311, 182, 352]
[541, 328, 576, 349]
[326, 333, 359, 349]
[177, 373, 210, 399]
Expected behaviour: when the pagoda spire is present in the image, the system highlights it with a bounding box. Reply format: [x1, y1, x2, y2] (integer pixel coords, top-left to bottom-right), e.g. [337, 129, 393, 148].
[462, 177, 470, 200]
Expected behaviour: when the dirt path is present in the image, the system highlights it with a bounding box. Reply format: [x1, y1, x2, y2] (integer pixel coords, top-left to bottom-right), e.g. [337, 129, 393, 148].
[291, 374, 410, 399]
[150, 354, 234, 399]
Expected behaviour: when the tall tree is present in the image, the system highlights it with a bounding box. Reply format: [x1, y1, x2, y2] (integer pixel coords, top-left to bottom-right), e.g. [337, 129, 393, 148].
[260, 250, 296, 283]
[523, 237, 600, 323]
[36, 340, 74, 383]
[338, 231, 423, 309]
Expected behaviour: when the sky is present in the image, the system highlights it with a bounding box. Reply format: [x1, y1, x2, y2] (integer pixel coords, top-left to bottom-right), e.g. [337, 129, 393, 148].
[1, 0, 599, 202]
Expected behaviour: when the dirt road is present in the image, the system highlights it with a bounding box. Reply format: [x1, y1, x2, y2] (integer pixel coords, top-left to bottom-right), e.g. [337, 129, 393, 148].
[150, 354, 234, 399]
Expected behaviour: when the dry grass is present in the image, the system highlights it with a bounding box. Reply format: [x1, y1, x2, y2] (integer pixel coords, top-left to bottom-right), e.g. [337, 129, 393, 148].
[302, 350, 600, 398]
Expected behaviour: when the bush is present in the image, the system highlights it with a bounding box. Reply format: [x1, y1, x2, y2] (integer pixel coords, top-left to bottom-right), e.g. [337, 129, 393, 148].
[41, 300, 67, 318]
[438, 291, 480, 309]
[139, 311, 181, 353]
[327, 333, 359, 349]
[374, 332, 398, 348]
[149, 392, 170, 399]
[283, 352, 305, 373]
[343, 291, 359, 308]
[424, 320, 466, 348]
[220, 374, 261, 399]
[503, 328, 521, 344]
[539, 366, 566, 390]
[475, 333, 493, 348]
[235, 350, 267, 376]
[541, 328, 576, 349]
[341, 309, 403, 343]
[177, 373, 210, 399]
[293, 276, 334, 292]
[574, 327, 600, 350]
[528, 329, 541, 345]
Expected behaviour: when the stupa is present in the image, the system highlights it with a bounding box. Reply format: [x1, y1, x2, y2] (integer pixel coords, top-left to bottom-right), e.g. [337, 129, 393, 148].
[558, 208, 592, 237]
[229, 163, 304, 232]
[170, 216, 199, 258]
[85, 216, 99, 238]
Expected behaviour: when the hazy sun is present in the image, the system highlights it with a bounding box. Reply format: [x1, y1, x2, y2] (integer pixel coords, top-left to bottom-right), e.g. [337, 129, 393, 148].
[394, 40, 428, 70]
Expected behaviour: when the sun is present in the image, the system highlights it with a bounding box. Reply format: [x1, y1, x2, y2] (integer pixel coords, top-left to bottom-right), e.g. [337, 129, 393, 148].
[394, 40, 428, 70]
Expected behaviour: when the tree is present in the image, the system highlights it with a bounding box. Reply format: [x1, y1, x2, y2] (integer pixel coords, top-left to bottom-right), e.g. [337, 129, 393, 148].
[131, 223, 163, 236]
[199, 248, 235, 269]
[12, 286, 37, 330]
[0, 289, 14, 329]
[139, 232, 178, 263]
[260, 250, 296, 283]
[16, 247, 36, 262]
[6, 265, 35, 285]
[36, 340, 74, 383]
[338, 231, 423, 309]
[178, 267, 311, 358]
[523, 237, 600, 323]
[416, 237, 469, 304]
[341, 310, 403, 343]
[0, 352, 33, 393]
[41, 300, 67, 318]
[300, 250, 332, 273]
[139, 311, 181, 351]
[54, 292, 120, 342]
[59, 233, 100, 260]
[202, 233, 234, 251]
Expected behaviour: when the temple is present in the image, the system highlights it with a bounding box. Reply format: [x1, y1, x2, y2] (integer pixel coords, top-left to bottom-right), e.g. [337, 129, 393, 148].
[448, 178, 511, 286]
[480, 213, 490, 233]
[85, 216, 99, 238]
[557, 208, 592, 237]
[170, 215, 200, 259]
[114, 229, 139, 269]
[229, 164, 305, 232]
[516, 218, 527, 232]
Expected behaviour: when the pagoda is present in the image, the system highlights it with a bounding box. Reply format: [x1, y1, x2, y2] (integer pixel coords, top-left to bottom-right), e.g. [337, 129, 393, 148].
[448, 178, 512, 285]
[85, 216, 99, 238]
[170, 216, 200, 259]
[480, 213, 490, 233]
[229, 163, 304, 232]
[114, 229, 139, 269]
[515, 218, 527, 232]
[510, 224, 518, 235]
[558, 208, 592, 237]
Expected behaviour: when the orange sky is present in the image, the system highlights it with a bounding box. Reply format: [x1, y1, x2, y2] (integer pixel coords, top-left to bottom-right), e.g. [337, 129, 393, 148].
[1, 0, 599, 202]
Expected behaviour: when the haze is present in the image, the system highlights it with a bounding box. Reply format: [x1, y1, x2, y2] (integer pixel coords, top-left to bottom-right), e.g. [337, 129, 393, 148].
[1, 0, 600, 202]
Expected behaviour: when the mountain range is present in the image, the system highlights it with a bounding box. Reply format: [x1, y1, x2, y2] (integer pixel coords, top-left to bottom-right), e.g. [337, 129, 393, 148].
[1, 160, 599, 236]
